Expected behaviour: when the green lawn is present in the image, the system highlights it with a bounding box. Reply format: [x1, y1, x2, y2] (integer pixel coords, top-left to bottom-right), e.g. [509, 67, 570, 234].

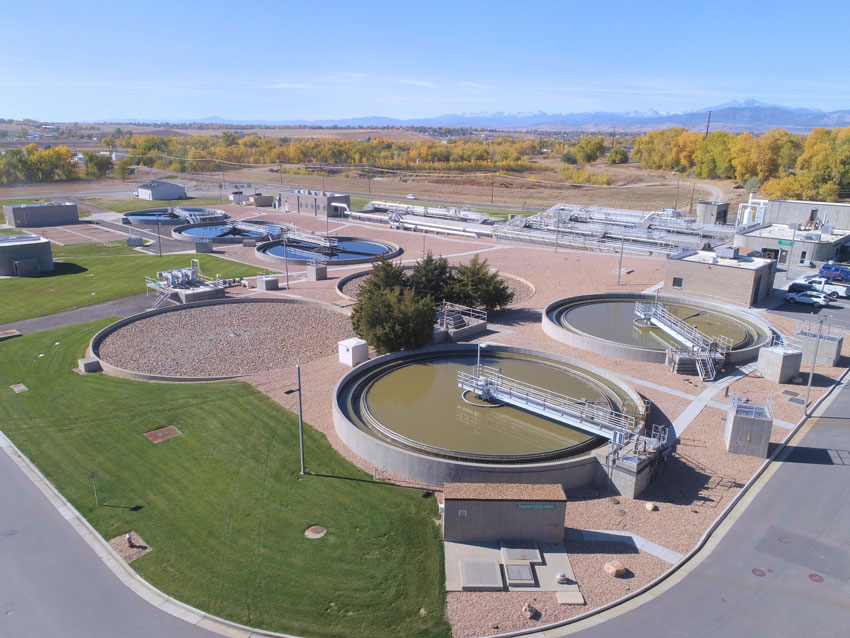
[0, 228, 26, 235]
[0, 243, 265, 324]
[96, 197, 226, 213]
[0, 322, 449, 638]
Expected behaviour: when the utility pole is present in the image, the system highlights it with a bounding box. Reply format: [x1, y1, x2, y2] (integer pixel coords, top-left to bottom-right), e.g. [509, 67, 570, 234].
[279, 162, 282, 186]
[705, 110, 712, 137]
[804, 314, 825, 415]
[491, 177, 495, 204]
[157, 217, 162, 257]
[673, 172, 681, 211]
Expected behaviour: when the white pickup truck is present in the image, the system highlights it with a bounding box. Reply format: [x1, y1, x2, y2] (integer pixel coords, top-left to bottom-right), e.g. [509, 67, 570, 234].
[803, 276, 850, 298]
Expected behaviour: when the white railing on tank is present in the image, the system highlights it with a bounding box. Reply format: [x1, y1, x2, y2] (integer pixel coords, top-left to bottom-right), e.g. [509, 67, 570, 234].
[457, 365, 635, 439]
[635, 301, 733, 355]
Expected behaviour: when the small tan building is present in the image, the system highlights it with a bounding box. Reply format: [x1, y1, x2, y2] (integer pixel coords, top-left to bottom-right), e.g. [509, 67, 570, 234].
[443, 483, 566, 543]
[664, 247, 777, 307]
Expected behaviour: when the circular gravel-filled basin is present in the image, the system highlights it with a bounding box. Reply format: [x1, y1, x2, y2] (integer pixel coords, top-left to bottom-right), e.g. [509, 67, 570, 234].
[94, 300, 353, 380]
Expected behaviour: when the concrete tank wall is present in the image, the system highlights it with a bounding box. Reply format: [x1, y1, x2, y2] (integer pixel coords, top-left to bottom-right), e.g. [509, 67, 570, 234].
[543, 292, 772, 365]
[332, 343, 645, 487]
[0, 237, 54, 276]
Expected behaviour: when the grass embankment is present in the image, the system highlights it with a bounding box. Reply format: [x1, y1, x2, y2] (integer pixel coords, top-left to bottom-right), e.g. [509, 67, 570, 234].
[0, 242, 263, 325]
[0, 322, 449, 638]
[96, 197, 226, 213]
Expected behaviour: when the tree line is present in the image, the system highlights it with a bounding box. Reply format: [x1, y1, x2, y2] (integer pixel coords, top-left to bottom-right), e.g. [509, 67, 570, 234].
[103, 133, 558, 173]
[630, 127, 850, 201]
[0, 144, 113, 184]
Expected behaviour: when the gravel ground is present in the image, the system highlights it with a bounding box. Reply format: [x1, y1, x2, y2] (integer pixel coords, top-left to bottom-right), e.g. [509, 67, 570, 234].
[98, 302, 353, 377]
[446, 545, 668, 638]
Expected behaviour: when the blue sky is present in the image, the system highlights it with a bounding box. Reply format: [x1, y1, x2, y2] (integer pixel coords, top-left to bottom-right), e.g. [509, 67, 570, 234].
[1, 0, 847, 121]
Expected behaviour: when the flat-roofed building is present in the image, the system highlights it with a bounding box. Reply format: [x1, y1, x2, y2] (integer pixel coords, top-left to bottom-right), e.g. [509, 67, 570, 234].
[277, 189, 349, 218]
[734, 223, 850, 266]
[664, 247, 777, 307]
[134, 180, 186, 200]
[443, 483, 567, 542]
[3, 201, 78, 227]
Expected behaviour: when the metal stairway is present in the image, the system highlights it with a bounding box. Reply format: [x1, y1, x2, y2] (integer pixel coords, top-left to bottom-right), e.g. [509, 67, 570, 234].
[636, 301, 729, 381]
[457, 365, 635, 440]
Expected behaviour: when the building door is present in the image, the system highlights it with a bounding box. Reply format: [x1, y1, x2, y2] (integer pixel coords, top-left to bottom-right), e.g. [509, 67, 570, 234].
[799, 250, 808, 265]
[779, 248, 789, 264]
[762, 248, 779, 260]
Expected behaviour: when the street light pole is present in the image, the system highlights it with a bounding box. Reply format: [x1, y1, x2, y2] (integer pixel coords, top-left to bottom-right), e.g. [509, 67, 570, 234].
[284, 366, 305, 475]
[804, 314, 825, 415]
[296, 365, 304, 474]
[283, 235, 289, 289]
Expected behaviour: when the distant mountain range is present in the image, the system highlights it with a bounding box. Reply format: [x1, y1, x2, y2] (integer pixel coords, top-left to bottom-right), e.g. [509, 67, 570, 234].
[102, 100, 850, 133]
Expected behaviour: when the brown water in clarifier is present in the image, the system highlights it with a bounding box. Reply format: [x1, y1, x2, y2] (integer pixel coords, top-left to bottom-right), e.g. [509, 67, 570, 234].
[363, 355, 604, 456]
[562, 300, 752, 350]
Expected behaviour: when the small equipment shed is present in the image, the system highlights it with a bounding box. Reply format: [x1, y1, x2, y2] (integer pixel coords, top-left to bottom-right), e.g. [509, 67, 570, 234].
[443, 483, 566, 543]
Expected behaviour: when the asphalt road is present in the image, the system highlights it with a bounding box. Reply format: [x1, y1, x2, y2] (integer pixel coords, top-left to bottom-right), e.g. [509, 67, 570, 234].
[564, 381, 850, 638]
[0, 447, 215, 638]
[0, 293, 152, 334]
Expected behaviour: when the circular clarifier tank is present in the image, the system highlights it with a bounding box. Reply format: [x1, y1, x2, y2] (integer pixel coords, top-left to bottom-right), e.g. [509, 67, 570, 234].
[256, 236, 401, 265]
[172, 220, 287, 243]
[333, 344, 646, 485]
[122, 207, 229, 226]
[543, 293, 772, 364]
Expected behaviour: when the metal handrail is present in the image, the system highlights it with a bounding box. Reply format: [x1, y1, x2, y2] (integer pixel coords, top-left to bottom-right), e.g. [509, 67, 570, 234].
[635, 301, 733, 354]
[458, 365, 635, 435]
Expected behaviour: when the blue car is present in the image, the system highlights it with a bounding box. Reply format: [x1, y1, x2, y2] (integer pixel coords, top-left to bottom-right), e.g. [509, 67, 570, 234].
[819, 263, 850, 282]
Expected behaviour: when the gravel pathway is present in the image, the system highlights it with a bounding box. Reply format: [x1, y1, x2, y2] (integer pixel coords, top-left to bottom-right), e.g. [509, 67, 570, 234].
[98, 302, 353, 377]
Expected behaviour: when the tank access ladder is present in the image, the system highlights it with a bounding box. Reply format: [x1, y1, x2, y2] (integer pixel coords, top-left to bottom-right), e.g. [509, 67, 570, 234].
[457, 365, 635, 440]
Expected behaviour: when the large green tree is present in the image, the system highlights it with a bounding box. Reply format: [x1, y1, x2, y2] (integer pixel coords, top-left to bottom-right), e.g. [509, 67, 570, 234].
[409, 251, 454, 300]
[359, 256, 409, 296]
[448, 255, 514, 311]
[351, 287, 435, 355]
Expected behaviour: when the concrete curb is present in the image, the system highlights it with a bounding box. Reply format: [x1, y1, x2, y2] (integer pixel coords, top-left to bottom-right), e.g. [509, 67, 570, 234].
[479, 362, 850, 638]
[0, 428, 306, 638]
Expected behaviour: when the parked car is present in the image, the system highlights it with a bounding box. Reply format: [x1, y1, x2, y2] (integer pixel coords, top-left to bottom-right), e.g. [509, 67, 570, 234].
[802, 277, 850, 298]
[788, 281, 815, 293]
[818, 263, 850, 281]
[406, 194, 417, 200]
[784, 290, 830, 306]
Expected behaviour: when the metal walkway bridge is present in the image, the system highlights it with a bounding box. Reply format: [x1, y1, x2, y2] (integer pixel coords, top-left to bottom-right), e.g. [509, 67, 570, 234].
[457, 365, 635, 440]
[635, 301, 730, 381]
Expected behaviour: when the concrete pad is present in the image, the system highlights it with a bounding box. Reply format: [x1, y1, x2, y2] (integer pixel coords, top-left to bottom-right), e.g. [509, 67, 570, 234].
[460, 561, 504, 590]
[9, 383, 28, 394]
[0, 329, 21, 341]
[500, 540, 542, 564]
[505, 563, 535, 587]
[556, 591, 586, 605]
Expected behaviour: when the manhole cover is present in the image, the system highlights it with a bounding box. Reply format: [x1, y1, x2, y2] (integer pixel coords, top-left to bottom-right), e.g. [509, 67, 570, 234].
[751, 568, 766, 577]
[304, 525, 327, 539]
[615, 508, 627, 516]
[808, 573, 824, 582]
